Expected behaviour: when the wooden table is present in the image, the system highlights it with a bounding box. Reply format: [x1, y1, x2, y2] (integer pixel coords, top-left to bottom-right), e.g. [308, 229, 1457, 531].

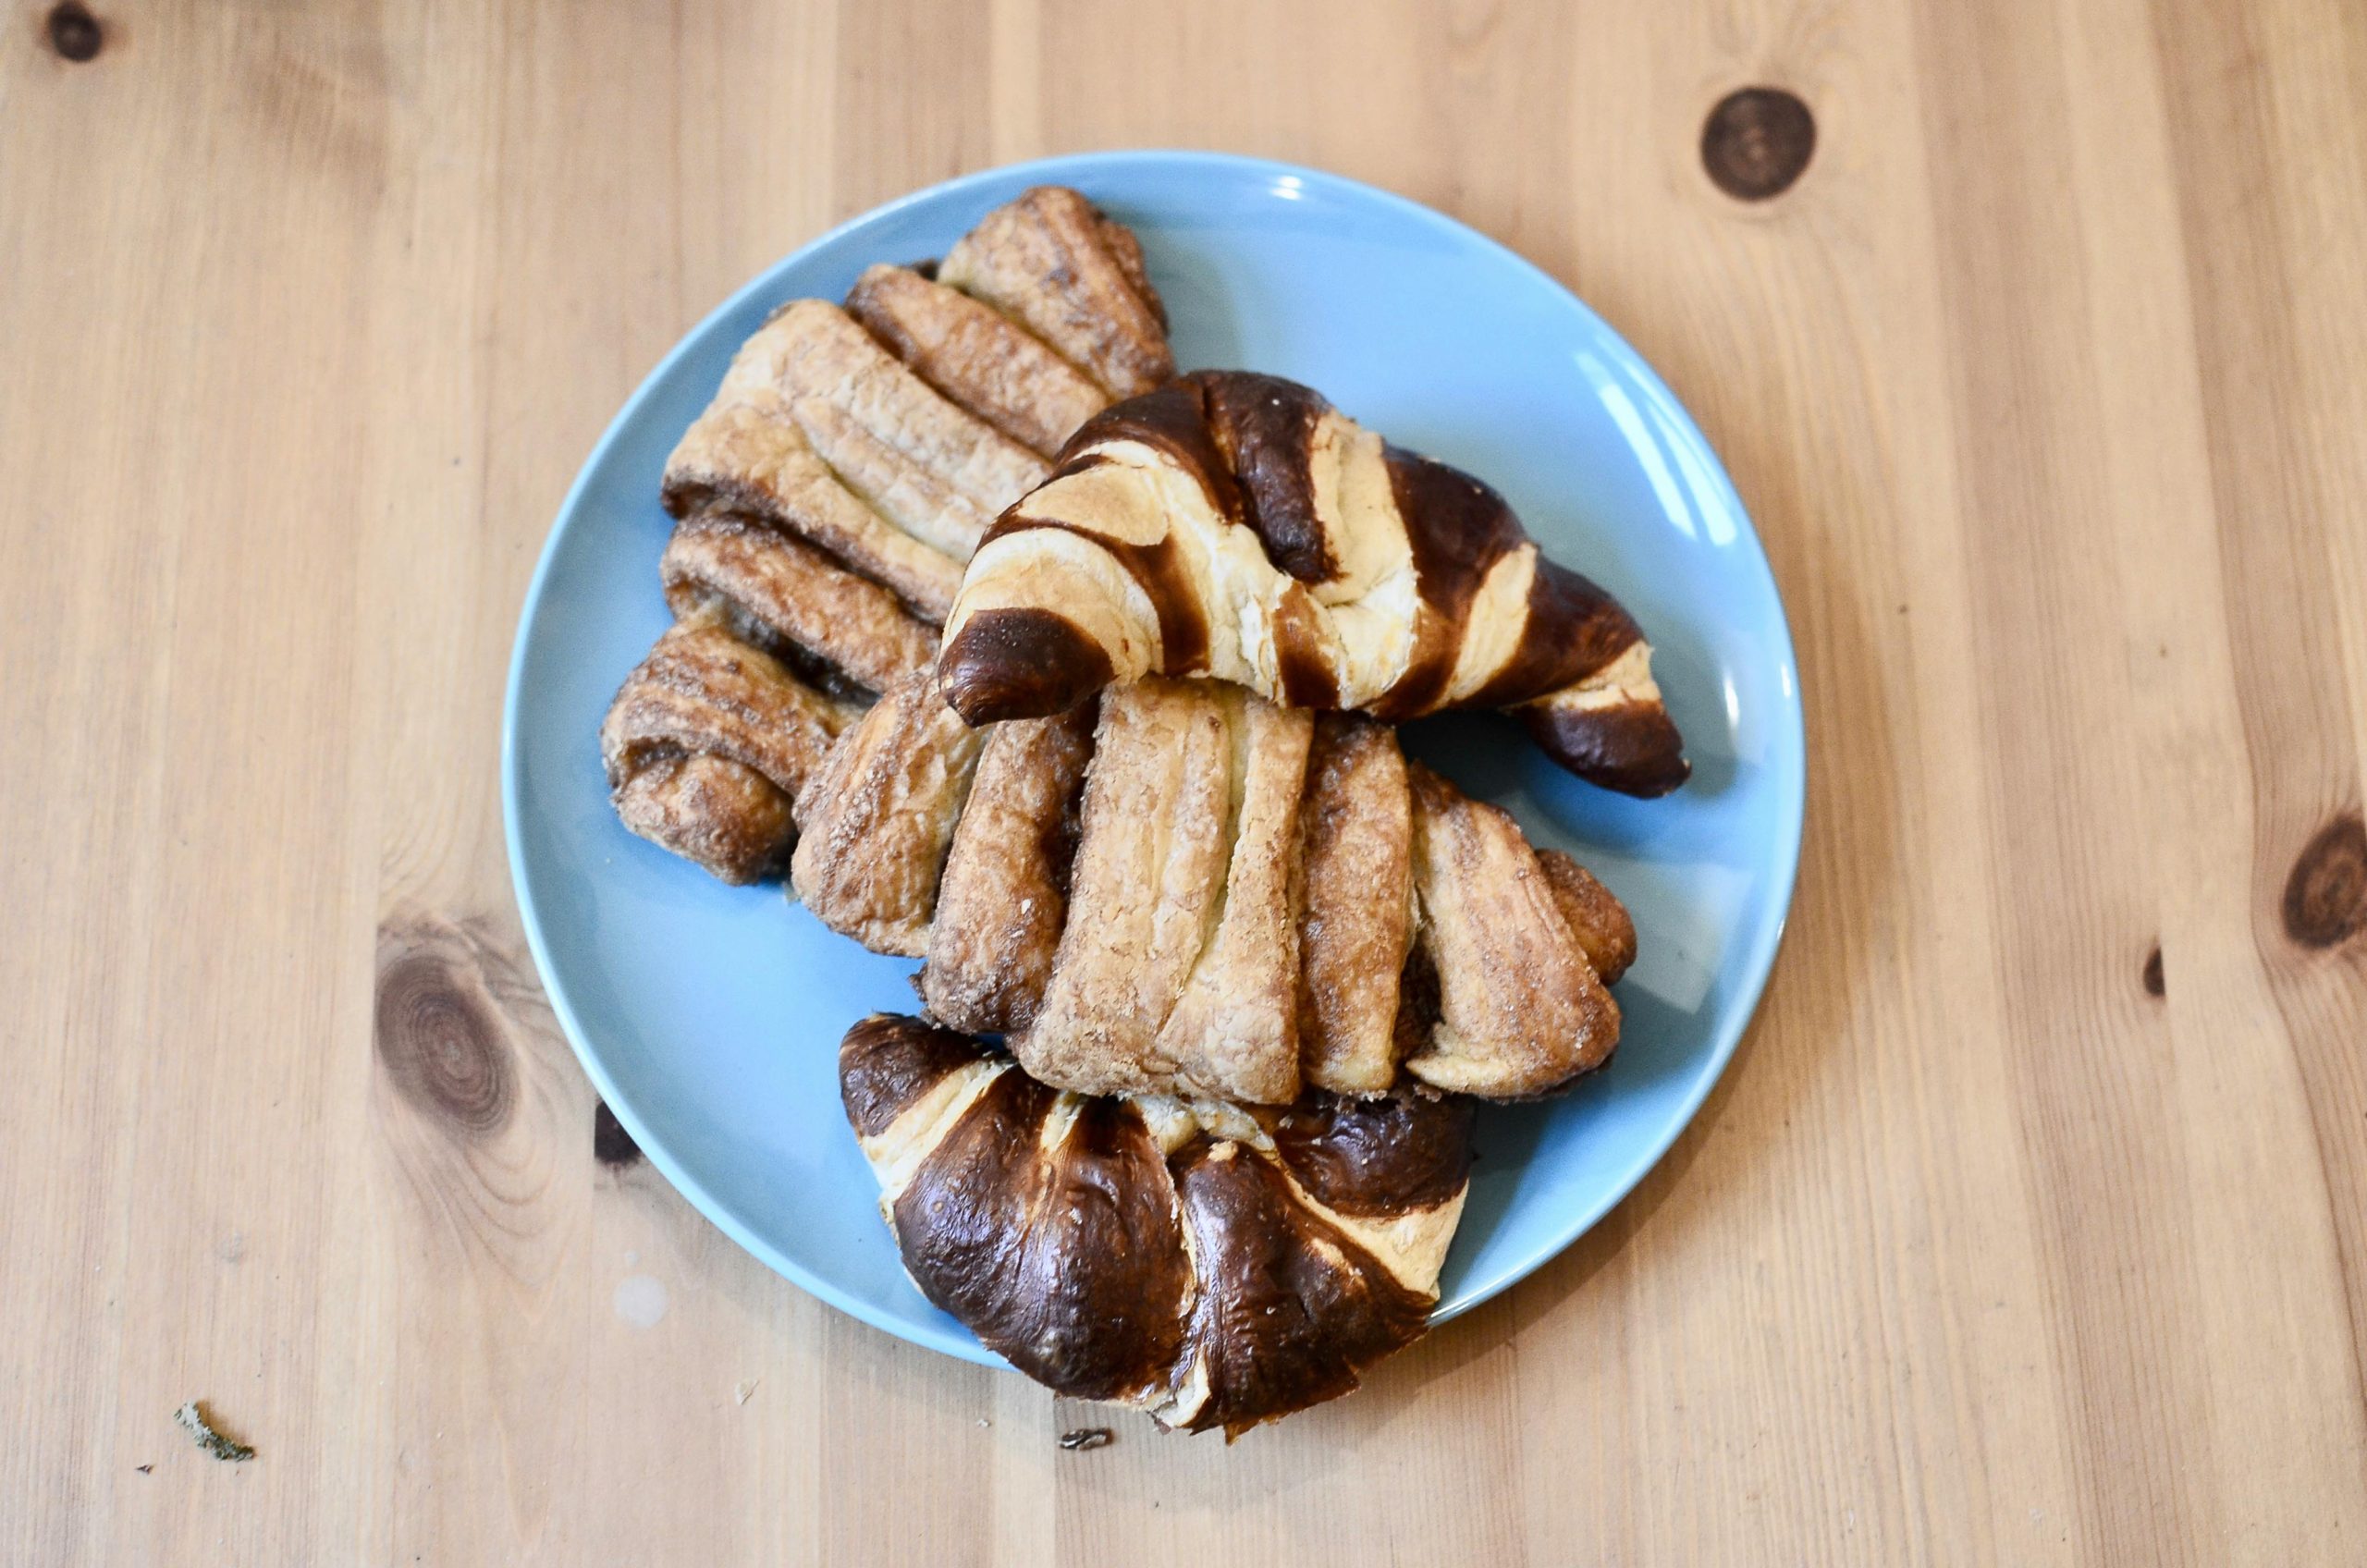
[7, 0, 2365, 1560]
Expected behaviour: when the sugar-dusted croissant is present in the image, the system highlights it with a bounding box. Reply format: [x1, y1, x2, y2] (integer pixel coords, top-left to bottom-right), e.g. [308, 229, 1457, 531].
[1023, 681, 1313, 1105]
[840, 1013, 1472, 1436]
[661, 505, 936, 701]
[788, 669, 984, 958]
[846, 263, 1110, 461]
[600, 618, 862, 883]
[605, 188, 1173, 880]
[937, 371, 1690, 796]
[917, 699, 1098, 1035]
[795, 677, 1637, 1101]
[934, 186, 1173, 402]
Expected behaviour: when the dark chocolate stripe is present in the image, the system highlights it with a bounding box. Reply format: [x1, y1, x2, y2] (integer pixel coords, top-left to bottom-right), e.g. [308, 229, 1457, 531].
[1055, 377, 1240, 521]
[1518, 697, 1691, 798]
[839, 1013, 998, 1137]
[1200, 371, 1338, 583]
[1271, 585, 1341, 708]
[1109, 530, 1208, 675]
[1460, 558, 1641, 710]
[1169, 1138, 1436, 1436]
[1269, 1090, 1474, 1219]
[895, 1071, 1192, 1403]
[981, 517, 1209, 680]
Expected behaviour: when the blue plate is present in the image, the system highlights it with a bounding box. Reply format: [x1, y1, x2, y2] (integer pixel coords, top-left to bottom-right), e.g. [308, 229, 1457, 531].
[504, 151, 1804, 1366]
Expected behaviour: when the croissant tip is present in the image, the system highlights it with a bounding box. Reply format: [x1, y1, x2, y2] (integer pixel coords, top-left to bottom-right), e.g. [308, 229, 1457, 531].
[1520, 703, 1691, 797]
[938, 609, 1113, 725]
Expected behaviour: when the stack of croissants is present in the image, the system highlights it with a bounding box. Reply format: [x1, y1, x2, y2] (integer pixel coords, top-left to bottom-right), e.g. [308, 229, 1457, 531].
[599, 188, 1686, 1436]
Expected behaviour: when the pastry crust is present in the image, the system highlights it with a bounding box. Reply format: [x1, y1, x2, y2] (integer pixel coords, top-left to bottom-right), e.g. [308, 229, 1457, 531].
[846, 263, 1111, 460]
[1018, 682, 1312, 1105]
[840, 1013, 1471, 1436]
[1513, 642, 1690, 796]
[937, 187, 1174, 400]
[762, 300, 1049, 558]
[1401, 763, 1621, 1096]
[660, 316, 966, 621]
[1012, 681, 1314, 1104]
[918, 701, 1099, 1034]
[610, 751, 797, 887]
[1537, 848, 1637, 985]
[1295, 715, 1414, 1095]
[1015, 680, 1236, 1096]
[938, 371, 1687, 795]
[788, 669, 985, 956]
[661, 506, 937, 699]
[808, 680, 1637, 1103]
[1151, 691, 1314, 1105]
[599, 619, 859, 882]
[614, 188, 1184, 891]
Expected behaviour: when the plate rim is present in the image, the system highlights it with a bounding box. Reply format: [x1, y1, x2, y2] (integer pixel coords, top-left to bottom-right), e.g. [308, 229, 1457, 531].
[501, 147, 1807, 1368]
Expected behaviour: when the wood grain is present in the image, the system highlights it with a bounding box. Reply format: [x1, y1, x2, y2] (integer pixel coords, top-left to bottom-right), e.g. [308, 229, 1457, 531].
[4, 0, 2364, 1561]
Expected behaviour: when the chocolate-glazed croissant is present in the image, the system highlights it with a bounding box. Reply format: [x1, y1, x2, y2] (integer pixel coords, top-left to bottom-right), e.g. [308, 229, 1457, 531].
[937, 372, 1689, 796]
[840, 1013, 1472, 1436]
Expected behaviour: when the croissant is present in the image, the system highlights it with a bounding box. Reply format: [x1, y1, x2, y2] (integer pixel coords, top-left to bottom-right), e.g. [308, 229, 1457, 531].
[661, 506, 935, 701]
[604, 189, 1173, 878]
[788, 669, 985, 959]
[840, 1012, 1473, 1435]
[600, 618, 862, 882]
[936, 371, 1690, 795]
[794, 675, 1637, 1102]
[934, 186, 1173, 401]
[917, 698, 1098, 1034]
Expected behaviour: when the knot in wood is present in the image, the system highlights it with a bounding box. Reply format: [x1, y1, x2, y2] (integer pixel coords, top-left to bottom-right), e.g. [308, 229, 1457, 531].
[46, 2, 101, 62]
[2282, 812, 2367, 949]
[1702, 87, 1815, 201]
[375, 945, 516, 1136]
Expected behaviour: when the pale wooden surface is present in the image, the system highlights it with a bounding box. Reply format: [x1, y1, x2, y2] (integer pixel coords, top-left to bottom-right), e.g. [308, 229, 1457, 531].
[6, 0, 2366, 1560]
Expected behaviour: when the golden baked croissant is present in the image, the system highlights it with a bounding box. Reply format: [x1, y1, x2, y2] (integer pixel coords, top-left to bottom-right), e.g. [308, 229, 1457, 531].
[661, 506, 935, 702]
[794, 675, 1637, 1102]
[934, 186, 1172, 401]
[602, 189, 1172, 877]
[661, 297, 1047, 620]
[599, 617, 862, 882]
[788, 670, 985, 958]
[937, 371, 1689, 795]
[840, 1013, 1472, 1436]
